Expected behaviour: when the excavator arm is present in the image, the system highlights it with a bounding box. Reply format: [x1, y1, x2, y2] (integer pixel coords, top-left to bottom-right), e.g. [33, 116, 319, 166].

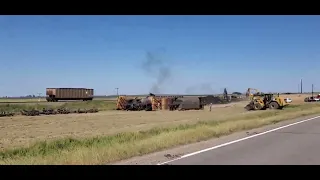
[246, 88, 259, 97]
[246, 88, 260, 100]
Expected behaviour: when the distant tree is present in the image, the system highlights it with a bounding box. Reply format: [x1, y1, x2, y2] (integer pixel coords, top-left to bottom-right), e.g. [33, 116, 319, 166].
[232, 92, 242, 95]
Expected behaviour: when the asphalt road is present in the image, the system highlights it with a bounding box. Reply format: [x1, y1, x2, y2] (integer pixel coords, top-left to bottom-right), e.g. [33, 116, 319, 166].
[164, 116, 320, 165]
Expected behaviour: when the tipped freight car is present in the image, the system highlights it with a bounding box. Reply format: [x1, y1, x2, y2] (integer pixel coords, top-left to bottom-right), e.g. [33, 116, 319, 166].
[46, 88, 94, 102]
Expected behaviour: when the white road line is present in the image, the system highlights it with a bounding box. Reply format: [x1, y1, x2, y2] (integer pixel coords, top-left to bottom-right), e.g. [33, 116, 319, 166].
[157, 115, 320, 165]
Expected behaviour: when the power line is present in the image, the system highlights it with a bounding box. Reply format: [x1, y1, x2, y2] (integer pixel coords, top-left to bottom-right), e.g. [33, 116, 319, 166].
[115, 88, 119, 96]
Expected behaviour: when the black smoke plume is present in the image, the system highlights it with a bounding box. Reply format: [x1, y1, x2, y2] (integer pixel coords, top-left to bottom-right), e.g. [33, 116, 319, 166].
[142, 50, 172, 94]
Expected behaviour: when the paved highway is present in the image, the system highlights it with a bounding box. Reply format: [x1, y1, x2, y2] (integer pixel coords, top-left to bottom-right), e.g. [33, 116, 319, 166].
[161, 116, 320, 165]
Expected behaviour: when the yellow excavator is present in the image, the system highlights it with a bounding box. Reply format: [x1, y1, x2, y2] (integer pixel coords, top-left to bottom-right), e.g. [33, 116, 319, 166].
[246, 88, 261, 100]
[245, 88, 287, 111]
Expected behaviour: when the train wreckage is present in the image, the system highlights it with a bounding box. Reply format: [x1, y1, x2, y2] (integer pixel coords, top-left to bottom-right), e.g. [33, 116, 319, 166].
[0, 108, 99, 117]
[20, 108, 99, 116]
[116, 88, 237, 111]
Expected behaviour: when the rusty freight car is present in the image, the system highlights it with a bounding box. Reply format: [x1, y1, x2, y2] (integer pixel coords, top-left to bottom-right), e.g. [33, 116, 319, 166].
[46, 88, 94, 102]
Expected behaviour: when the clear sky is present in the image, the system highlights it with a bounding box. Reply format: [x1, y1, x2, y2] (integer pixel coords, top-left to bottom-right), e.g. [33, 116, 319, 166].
[0, 15, 319, 96]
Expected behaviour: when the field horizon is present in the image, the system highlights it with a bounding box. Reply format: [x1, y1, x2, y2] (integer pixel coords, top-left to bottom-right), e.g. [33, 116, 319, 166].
[0, 91, 318, 100]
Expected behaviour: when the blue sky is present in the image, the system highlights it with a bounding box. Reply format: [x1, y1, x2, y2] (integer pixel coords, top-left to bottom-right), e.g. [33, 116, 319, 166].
[0, 15, 320, 96]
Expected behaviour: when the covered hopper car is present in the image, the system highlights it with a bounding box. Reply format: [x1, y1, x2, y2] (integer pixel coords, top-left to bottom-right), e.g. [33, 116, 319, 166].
[46, 88, 94, 102]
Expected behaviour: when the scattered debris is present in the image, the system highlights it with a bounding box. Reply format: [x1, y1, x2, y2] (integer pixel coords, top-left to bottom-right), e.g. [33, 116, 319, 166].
[0, 111, 15, 117]
[41, 108, 57, 115]
[246, 131, 259, 136]
[77, 109, 87, 113]
[21, 109, 40, 116]
[164, 153, 183, 159]
[13, 108, 100, 117]
[57, 108, 71, 114]
[87, 108, 99, 113]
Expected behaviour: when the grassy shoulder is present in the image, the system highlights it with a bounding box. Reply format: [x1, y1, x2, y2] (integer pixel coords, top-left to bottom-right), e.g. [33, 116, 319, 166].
[0, 100, 116, 112]
[1, 103, 320, 165]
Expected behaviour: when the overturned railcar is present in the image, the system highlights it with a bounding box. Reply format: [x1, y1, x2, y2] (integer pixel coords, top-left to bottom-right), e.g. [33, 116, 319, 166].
[116, 96, 153, 111]
[169, 97, 203, 111]
[46, 88, 94, 102]
[116, 93, 185, 111]
[199, 95, 227, 105]
[124, 98, 153, 111]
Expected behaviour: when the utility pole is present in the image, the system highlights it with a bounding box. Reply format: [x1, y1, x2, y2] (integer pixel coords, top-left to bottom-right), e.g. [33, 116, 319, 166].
[300, 79, 303, 94]
[37, 93, 42, 102]
[115, 88, 119, 96]
[312, 84, 314, 97]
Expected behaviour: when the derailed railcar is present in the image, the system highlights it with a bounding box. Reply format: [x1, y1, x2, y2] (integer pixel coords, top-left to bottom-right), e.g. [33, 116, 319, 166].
[116, 96, 153, 111]
[116, 93, 185, 111]
[199, 95, 226, 105]
[169, 97, 203, 111]
[46, 88, 94, 102]
[124, 98, 153, 111]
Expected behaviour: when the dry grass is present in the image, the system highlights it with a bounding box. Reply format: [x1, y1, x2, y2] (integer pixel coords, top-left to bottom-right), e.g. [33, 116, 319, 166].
[282, 94, 311, 104]
[0, 102, 246, 149]
[1, 95, 320, 164]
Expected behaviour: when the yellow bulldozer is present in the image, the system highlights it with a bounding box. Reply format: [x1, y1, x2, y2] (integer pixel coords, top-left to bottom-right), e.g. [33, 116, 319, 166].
[244, 88, 287, 111]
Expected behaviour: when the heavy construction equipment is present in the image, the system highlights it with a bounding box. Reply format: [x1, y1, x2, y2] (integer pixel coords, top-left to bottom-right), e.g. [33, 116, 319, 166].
[245, 91, 287, 111]
[245, 88, 261, 100]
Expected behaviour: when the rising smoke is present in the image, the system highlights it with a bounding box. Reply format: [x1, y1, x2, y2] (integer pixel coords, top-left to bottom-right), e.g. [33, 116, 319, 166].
[142, 50, 172, 94]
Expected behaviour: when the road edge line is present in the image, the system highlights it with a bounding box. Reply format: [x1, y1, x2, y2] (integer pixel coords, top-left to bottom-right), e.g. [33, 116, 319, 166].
[157, 115, 320, 165]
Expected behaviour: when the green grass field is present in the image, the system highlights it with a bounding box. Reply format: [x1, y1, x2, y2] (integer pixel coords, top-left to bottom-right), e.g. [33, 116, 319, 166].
[0, 97, 117, 103]
[0, 100, 117, 112]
